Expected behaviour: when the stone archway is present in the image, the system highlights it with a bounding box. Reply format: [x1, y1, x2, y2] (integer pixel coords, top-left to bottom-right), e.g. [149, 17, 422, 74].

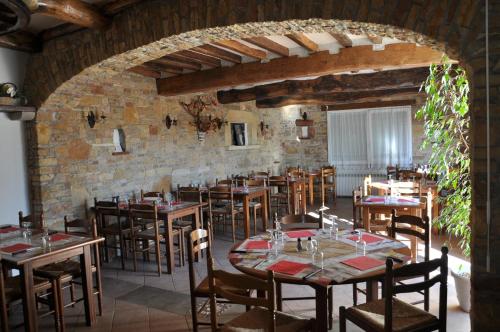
[23, 1, 496, 330]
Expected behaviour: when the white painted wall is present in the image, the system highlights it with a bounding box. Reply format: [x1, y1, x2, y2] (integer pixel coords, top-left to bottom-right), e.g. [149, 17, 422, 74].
[0, 47, 29, 224]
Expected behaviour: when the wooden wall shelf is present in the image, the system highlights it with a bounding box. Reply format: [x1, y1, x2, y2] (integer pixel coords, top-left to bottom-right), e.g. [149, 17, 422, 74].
[112, 151, 129, 156]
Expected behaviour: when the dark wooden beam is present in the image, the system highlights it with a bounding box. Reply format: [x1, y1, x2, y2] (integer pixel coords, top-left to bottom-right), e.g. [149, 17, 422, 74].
[212, 40, 267, 60]
[0, 31, 40, 52]
[156, 56, 201, 71]
[242, 36, 289, 57]
[286, 33, 318, 52]
[255, 87, 421, 108]
[39, 22, 83, 41]
[175, 49, 221, 67]
[191, 44, 242, 64]
[127, 65, 161, 78]
[101, 0, 143, 15]
[36, 0, 110, 29]
[321, 99, 417, 111]
[157, 43, 445, 97]
[328, 32, 353, 47]
[217, 67, 429, 104]
[148, 61, 183, 75]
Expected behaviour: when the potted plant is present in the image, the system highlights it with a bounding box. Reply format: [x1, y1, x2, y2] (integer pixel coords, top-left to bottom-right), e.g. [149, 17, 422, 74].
[416, 59, 471, 312]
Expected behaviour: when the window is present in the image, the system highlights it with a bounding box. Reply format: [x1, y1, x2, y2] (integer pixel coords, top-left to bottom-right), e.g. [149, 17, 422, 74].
[327, 106, 412, 170]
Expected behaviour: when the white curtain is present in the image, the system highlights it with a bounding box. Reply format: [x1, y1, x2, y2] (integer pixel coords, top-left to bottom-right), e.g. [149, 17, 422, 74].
[327, 106, 412, 169]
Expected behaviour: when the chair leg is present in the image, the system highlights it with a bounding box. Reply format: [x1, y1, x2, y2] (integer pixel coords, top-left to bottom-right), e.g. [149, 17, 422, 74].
[339, 306, 347, 332]
[328, 287, 333, 329]
[69, 283, 75, 307]
[191, 295, 199, 332]
[231, 214, 236, 243]
[155, 240, 162, 276]
[352, 283, 358, 305]
[132, 239, 137, 272]
[51, 278, 65, 332]
[119, 235, 126, 270]
[94, 250, 104, 316]
[276, 282, 283, 311]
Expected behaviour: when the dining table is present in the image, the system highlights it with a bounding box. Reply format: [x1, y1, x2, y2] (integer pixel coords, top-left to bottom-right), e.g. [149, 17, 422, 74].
[228, 228, 411, 332]
[0, 225, 103, 332]
[118, 200, 203, 274]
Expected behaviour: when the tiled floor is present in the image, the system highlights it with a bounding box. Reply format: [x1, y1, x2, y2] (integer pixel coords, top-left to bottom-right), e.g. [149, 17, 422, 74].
[8, 198, 470, 331]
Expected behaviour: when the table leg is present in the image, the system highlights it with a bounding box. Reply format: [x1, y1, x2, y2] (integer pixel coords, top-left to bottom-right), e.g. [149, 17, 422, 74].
[194, 208, 200, 229]
[366, 280, 379, 301]
[262, 192, 269, 231]
[20, 262, 37, 332]
[314, 286, 329, 332]
[363, 206, 370, 231]
[80, 245, 96, 326]
[301, 182, 307, 213]
[290, 183, 297, 214]
[165, 218, 175, 274]
[243, 196, 250, 239]
[308, 176, 314, 206]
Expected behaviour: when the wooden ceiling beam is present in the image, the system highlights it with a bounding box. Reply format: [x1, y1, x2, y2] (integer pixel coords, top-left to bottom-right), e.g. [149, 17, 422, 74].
[101, 0, 144, 15]
[156, 56, 202, 71]
[36, 0, 110, 29]
[242, 36, 289, 57]
[217, 67, 429, 104]
[157, 43, 445, 97]
[328, 32, 353, 48]
[148, 61, 184, 75]
[0, 30, 40, 52]
[322, 99, 418, 111]
[39, 22, 83, 41]
[212, 40, 267, 60]
[127, 65, 161, 78]
[175, 50, 221, 67]
[255, 87, 422, 108]
[191, 44, 242, 64]
[286, 33, 319, 52]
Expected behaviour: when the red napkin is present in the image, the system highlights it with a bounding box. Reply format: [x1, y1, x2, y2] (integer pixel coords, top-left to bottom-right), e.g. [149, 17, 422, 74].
[266, 260, 309, 275]
[171, 201, 182, 206]
[365, 197, 385, 203]
[118, 202, 128, 209]
[245, 240, 270, 250]
[342, 256, 385, 271]
[347, 233, 384, 244]
[286, 230, 315, 238]
[1, 243, 33, 253]
[0, 226, 19, 234]
[49, 233, 71, 242]
[397, 198, 418, 203]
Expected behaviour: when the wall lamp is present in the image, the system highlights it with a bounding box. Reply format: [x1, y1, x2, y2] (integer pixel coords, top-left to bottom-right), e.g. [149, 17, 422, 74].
[86, 111, 106, 128]
[165, 114, 178, 129]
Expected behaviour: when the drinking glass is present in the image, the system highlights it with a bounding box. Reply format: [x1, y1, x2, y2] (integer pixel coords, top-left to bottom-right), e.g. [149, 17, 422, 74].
[312, 251, 324, 269]
[22, 221, 32, 241]
[355, 231, 367, 256]
[41, 227, 51, 248]
[306, 238, 318, 253]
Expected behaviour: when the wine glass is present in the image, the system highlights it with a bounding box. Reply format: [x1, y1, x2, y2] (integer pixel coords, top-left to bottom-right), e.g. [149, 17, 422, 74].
[22, 221, 32, 242]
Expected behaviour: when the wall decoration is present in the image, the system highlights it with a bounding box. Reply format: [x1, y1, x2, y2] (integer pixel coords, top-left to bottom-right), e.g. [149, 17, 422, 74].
[179, 95, 226, 141]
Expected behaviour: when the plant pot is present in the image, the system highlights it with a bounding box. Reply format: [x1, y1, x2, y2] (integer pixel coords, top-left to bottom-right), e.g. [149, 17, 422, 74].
[451, 269, 471, 312]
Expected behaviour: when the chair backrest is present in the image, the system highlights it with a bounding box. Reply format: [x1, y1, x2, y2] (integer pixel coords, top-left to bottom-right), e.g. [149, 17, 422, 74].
[64, 216, 93, 236]
[396, 180, 422, 197]
[352, 187, 363, 228]
[94, 198, 121, 231]
[390, 211, 430, 261]
[216, 178, 233, 186]
[233, 175, 248, 186]
[208, 257, 276, 332]
[18, 211, 45, 230]
[246, 178, 266, 187]
[129, 202, 160, 238]
[384, 246, 448, 331]
[187, 224, 212, 295]
[398, 170, 423, 181]
[321, 166, 336, 179]
[250, 171, 270, 178]
[176, 184, 202, 203]
[363, 175, 372, 196]
[288, 168, 305, 178]
[140, 189, 166, 202]
[280, 214, 321, 230]
[387, 165, 397, 177]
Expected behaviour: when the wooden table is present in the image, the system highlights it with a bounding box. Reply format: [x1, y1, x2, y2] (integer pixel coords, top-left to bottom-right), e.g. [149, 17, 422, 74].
[229, 230, 411, 331]
[119, 201, 202, 274]
[305, 171, 320, 206]
[0, 229, 103, 332]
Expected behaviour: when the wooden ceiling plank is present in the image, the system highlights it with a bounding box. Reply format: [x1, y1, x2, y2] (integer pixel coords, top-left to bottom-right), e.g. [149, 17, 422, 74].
[156, 56, 202, 71]
[36, 0, 110, 29]
[286, 33, 319, 52]
[39, 23, 84, 41]
[212, 40, 267, 60]
[0, 31, 40, 52]
[242, 36, 289, 57]
[157, 43, 446, 97]
[328, 32, 353, 48]
[217, 67, 429, 104]
[127, 65, 161, 78]
[148, 61, 184, 75]
[101, 0, 144, 15]
[323, 100, 417, 111]
[191, 44, 242, 64]
[176, 50, 221, 67]
[255, 87, 422, 108]
[367, 33, 383, 44]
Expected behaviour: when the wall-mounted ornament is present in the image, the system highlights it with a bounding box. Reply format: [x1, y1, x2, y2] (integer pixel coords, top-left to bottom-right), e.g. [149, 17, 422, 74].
[179, 95, 226, 141]
[259, 120, 269, 135]
[165, 114, 178, 129]
[86, 111, 106, 128]
[295, 110, 314, 139]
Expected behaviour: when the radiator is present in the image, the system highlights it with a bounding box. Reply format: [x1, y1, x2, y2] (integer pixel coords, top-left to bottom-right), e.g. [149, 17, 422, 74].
[336, 170, 386, 196]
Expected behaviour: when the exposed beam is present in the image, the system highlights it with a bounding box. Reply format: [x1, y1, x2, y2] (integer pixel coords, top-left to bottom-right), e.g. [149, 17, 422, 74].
[191, 44, 242, 64]
[156, 56, 201, 71]
[148, 61, 183, 75]
[36, 0, 110, 29]
[157, 43, 445, 97]
[127, 65, 161, 78]
[367, 33, 383, 44]
[212, 40, 267, 60]
[0, 30, 40, 52]
[101, 0, 143, 15]
[286, 33, 319, 52]
[242, 36, 289, 57]
[328, 32, 352, 48]
[39, 22, 83, 41]
[321, 99, 417, 111]
[255, 87, 421, 108]
[175, 50, 221, 67]
[217, 67, 429, 104]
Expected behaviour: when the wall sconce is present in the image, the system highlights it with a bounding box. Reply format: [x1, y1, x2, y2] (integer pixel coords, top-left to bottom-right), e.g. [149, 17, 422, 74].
[86, 110, 106, 128]
[259, 120, 269, 134]
[165, 114, 178, 129]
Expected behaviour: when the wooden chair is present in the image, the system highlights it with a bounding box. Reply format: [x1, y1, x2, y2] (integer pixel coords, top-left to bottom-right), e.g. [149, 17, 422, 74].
[176, 184, 204, 251]
[216, 178, 234, 187]
[352, 186, 363, 229]
[277, 214, 334, 329]
[94, 198, 133, 270]
[235, 178, 265, 235]
[387, 165, 397, 178]
[233, 175, 249, 186]
[268, 176, 291, 217]
[250, 171, 270, 179]
[208, 258, 314, 332]
[320, 166, 337, 205]
[128, 202, 183, 275]
[340, 247, 448, 332]
[18, 211, 44, 229]
[140, 189, 165, 202]
[397, 170, 423, 182]
[208, 186, 242, 242]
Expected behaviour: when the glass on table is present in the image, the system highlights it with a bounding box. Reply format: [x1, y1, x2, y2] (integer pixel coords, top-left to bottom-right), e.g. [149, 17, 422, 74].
[21, 221, 32, 242]
[312, 251, 324, 269]
[354, 230, 367, 256]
